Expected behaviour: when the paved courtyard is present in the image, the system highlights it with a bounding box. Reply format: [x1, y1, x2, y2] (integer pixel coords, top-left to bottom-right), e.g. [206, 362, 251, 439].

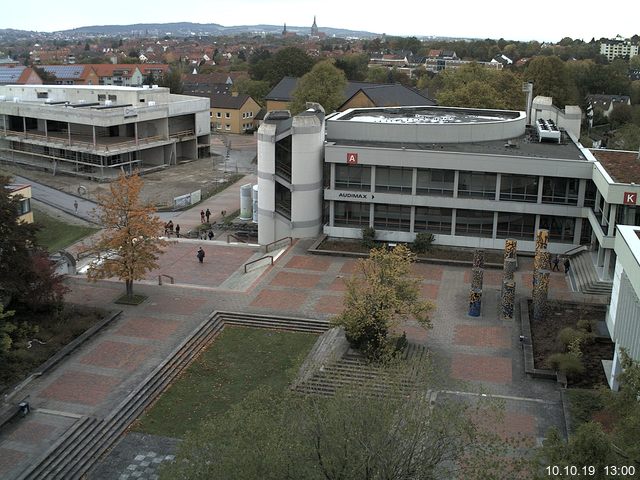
[0, 225, 589, 478]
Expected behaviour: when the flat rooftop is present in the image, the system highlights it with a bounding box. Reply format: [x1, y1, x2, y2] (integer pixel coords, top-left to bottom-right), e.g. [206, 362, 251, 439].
[333, 106, 521, 124]
[590, 149, 640, 184]
[329, 134, 588, 161]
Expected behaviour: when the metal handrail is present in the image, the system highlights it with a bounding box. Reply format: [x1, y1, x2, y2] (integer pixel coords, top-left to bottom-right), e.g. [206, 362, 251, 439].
[244, 255, 273, 273]
[264, 236, 293, 253]
[562, 244, 588, 257]
[158, 274, 174, 285]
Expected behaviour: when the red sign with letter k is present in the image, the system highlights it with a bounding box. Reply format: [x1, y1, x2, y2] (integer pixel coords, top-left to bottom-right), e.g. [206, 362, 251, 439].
[623, 192, 637, 205]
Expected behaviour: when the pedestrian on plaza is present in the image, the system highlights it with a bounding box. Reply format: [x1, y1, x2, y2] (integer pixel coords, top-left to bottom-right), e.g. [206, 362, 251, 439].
[175, 224, 181, 238]
[208, 230, 214, 240]
[205, 208, 211, 223]
[564, 257, 571, 274]
[73, 200, 78, 214]
[552, 255, 560, 271]
[197, 246, 205, 263]
[200, 210, 205, 223]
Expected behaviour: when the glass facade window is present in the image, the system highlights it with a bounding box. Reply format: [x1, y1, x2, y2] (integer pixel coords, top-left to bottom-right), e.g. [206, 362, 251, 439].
[334, 202, 370, 227]
[374, 204, 411, 231]
[414, 207, 452, 234]
[458, 171, 497, 199]
[335, 165, 372, 191]
[542, 177, 579, 205]
[274, 183, 291, 219]
[584, 180, 597, 208]
[500, 174, 539, 203]
[416, 169, 454, 196]
[455, 209, 494, 237]
[539, 216, 576, 243]
[496, 212, 536, 240]
[274, 136, 292, 182]
[375, 167, 413, 194]
[18, 198, 31, 215]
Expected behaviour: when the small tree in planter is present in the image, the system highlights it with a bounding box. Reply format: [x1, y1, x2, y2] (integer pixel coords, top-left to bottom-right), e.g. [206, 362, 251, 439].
[332, 245, 434, 363]
[411, 232, 435, 254]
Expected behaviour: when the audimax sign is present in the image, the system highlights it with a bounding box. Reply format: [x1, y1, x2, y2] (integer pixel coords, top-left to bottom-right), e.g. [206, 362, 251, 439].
[338, 192, 370, 199]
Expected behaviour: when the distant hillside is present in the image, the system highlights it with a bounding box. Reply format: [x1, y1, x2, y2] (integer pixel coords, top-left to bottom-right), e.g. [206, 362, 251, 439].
[59, 21, 379, 38]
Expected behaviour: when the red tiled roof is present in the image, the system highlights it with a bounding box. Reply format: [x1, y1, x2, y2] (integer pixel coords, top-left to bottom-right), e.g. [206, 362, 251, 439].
[591, 149, 640, 184]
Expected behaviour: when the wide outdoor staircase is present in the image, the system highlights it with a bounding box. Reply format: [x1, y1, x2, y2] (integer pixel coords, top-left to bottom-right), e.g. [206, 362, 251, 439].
[569, 251, 613, 296]
[292, 340, 429, 398]
[16, 312, 329, 480]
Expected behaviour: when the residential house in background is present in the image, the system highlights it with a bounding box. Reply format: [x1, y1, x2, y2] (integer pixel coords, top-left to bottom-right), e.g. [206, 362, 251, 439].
[587, 94, 632, 118]
[0, 66, 43, 85]
[264, 77, 436, 112]
[37, 65, 99, 85]
[91, 64, 144, 86]
[209, 92, 260, 134]
[7, 183, 33, 224]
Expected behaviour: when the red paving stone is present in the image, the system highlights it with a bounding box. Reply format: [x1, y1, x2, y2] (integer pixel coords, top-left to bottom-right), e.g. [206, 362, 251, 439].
[270, 271, 322, 289]
[454, 325, 511, 349]
[340, 259, 360, 274]
[0, 447, 25, 476]
[250, 289, 308, 311]
[451, 354, 512, 384]
[115, 317, 181, 341]
[420, 283, 439, 300]
[412, 264, 443, 281]
[328, 277, 348, 292]
[6, 421, 56, 444]
[144, 294, 207, 315]
[463, 269, 504, 286]
[472, 410, 537, 444]
[39, 371, 120, 406]
[313, 295, 344, 315]
[285, 255, 332, 271]
[79, 341, 153, 370]
[519, 272, 569, 293]
[145, 243, 255, 287]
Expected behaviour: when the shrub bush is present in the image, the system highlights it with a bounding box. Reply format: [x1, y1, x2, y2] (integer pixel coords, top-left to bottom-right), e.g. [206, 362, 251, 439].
[558, 327, 582, 348]
[411, 232, 435, 254]
[361, 227, 376, 249]
[547, 352, 585, 377]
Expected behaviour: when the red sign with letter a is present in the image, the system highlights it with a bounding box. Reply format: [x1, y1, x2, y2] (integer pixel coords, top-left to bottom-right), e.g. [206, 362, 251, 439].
[623, 192, 637, 205]
[346, 152, 358, 165]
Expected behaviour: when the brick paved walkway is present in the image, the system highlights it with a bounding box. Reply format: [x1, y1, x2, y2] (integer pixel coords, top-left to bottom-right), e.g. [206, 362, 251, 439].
[0, 232, 588, 478]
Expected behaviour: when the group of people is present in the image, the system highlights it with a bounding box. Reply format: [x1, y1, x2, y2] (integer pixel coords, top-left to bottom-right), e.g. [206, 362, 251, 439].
[551, 255, 571, 274]
[164, 220, 181, 238]
[200, 208, 212, 224]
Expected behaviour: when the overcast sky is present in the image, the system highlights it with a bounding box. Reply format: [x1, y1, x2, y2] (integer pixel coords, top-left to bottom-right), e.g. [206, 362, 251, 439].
[2, 0, 637, 42]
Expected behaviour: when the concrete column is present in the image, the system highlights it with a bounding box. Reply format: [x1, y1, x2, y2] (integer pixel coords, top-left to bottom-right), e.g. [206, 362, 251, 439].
[330, 163, 335, 190]
[410, 206, 416, 233]
[329, 200, 335, 227]
[134, 122, 139, 146]
[603, 249, 612, 278]
[411, 167, 417, 196]
[44, 119, 48, 139]
[22, 116, 26, 135]
[495, 173, 501, 201]
[574, 218, 583, 245]
[92, 125, 96, 148]
[577, 179, 586, 207]
[369, 203, 374, 228]
[451, 209, 457, 236]
[610, 347, 623, 391]
[597, 245, 605, 267]
[534, 214, 541, 234]
[607, 204, 618, 236]
[453, 170, 459, 198]
[67, 122, 71, 145]
[537, 175, 544, 203]
[370, 165, 376, 193]
[492, 211, 498, 239]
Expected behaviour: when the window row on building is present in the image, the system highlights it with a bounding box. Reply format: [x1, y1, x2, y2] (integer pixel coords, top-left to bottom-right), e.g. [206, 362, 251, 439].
[333, 165, 595, 206]
[332, 201, 590, 244]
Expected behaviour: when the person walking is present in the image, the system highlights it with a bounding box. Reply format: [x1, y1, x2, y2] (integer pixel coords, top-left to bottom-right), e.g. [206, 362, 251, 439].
[208, 230, 214, 240]
[197, 246, 205, 263]
[200, 210, 206, 223]
[552, 255, 560, 271]
[564, 257, 571, 274]
[205, 208, 211, 223]
[73, 200, 78, 214]
[175, 224, 181, 238]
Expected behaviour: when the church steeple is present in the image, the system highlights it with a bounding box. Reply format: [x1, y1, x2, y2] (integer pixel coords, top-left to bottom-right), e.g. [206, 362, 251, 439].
[282, 23, 287, 36]
[311, 16, 319, 37]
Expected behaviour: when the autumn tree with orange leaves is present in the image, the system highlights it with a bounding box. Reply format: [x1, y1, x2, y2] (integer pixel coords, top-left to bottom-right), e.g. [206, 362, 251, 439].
[86, 171, 167, 298]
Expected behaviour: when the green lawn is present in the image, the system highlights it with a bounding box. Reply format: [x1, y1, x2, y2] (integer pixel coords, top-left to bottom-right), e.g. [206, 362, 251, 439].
[33, 206, 98, 252]
[132, 326, 318, 438]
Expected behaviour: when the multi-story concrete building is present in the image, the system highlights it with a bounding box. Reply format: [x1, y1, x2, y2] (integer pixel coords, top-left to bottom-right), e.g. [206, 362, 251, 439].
[0, 84, 211, 180]
[257, 100, 640, 284]
[605, 224, 640, 390]
[600, 37, 639, 61]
